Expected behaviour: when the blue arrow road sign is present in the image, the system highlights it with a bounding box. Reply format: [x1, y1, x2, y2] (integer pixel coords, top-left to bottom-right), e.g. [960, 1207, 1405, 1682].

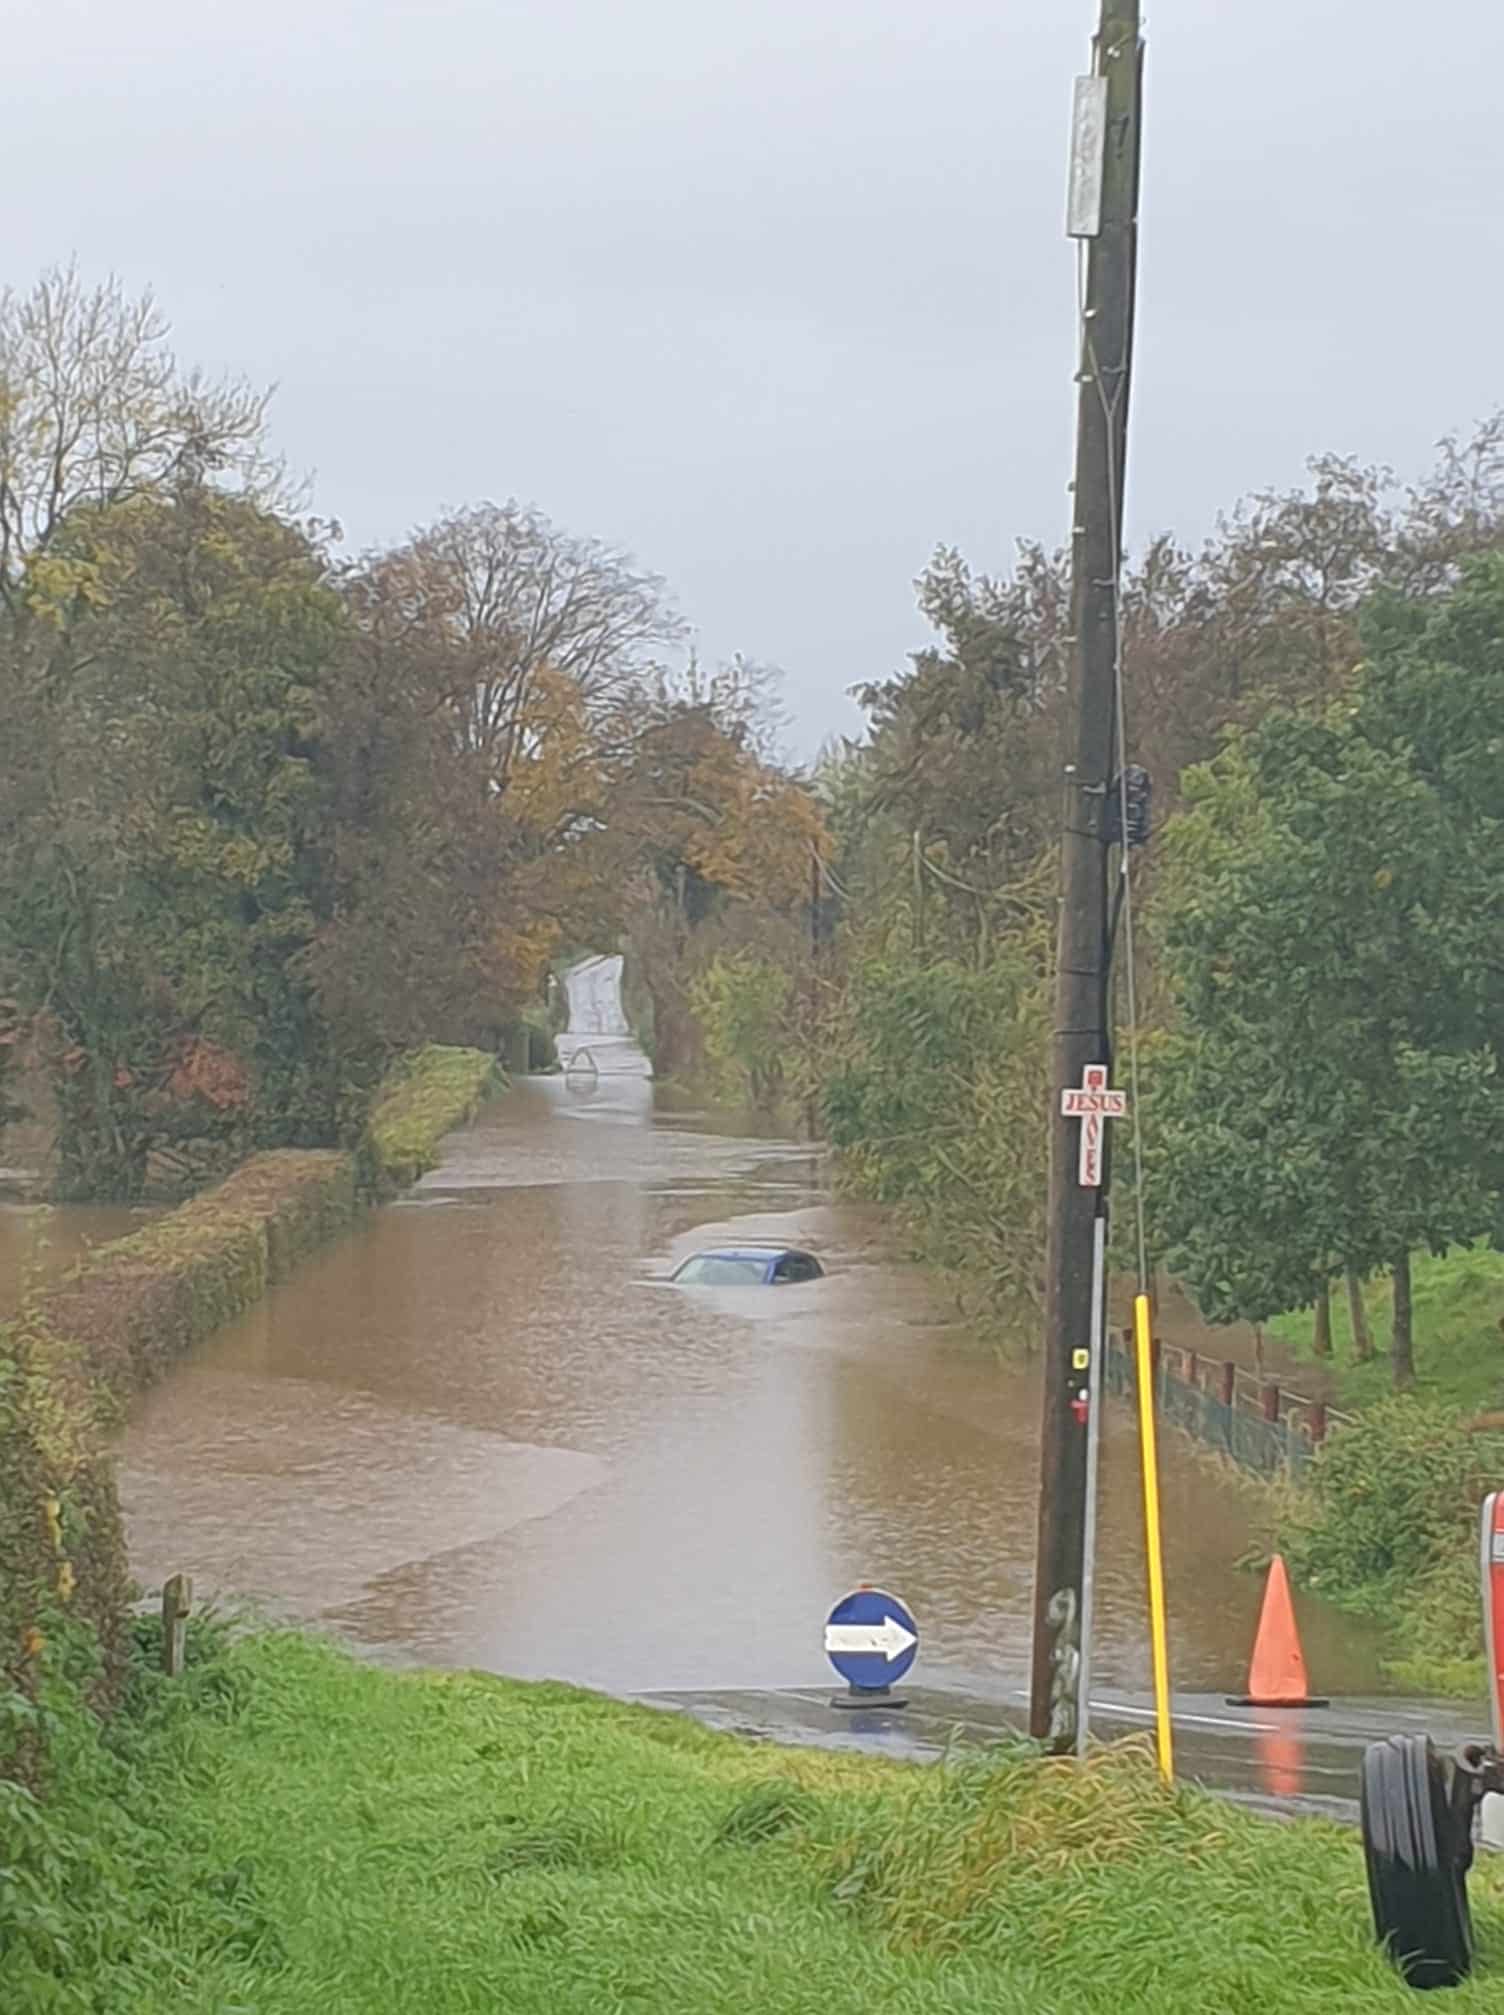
[824, 1587, 919, 1691]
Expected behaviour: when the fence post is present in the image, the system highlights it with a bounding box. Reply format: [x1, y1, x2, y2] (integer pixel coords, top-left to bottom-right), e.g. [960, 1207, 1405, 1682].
[162, 1573, 192, 1678]
[1186, 1350, 1201, 1390]
[1220, 1360, 1236, 1407]
[1309, 1399, 1328, 1445]
[1261, 1382, 1281, 1425]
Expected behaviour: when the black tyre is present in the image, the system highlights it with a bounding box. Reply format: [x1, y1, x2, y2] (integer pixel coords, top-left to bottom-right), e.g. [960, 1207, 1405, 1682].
[1359, 1735, 1473, 1990]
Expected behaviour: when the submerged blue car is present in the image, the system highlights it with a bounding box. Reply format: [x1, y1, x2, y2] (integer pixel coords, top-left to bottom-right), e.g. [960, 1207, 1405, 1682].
[670, 1246, 824, 1287]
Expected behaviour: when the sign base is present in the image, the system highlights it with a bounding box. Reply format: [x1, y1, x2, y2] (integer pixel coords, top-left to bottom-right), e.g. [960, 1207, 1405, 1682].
[829, 1685, 909, 1711]
[1226, 1694, 1330, 1709]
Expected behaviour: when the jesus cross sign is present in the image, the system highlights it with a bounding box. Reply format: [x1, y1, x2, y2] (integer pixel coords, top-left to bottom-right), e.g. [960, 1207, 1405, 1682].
[1060, 1063, 1128, 1188]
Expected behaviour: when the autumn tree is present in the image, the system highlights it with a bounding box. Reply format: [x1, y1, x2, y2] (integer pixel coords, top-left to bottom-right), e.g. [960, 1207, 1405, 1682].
[351, 500, 680, 796]
[612, 675, 827, 1080]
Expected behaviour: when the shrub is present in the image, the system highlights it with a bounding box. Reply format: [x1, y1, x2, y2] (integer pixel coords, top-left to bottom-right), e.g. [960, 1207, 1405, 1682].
[1277, 1399, 1504, 1599]
[1276, 1398, 1504, 1687]
[362, 1045, 502, 1193]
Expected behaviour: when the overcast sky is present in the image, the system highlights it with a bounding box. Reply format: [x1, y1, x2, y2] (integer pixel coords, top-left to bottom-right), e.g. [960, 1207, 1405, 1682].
[9, 2, 1501, 755]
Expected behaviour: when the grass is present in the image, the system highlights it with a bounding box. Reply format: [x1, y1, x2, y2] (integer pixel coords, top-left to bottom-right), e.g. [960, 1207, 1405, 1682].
[364, 1045, 503, 1193]
[1268, 1246, 1504, 1413]
[8, 1626, 1504, 2013]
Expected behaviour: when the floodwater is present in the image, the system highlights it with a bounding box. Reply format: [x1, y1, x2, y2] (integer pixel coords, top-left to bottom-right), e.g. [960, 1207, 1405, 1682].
[0, 1202, 159, 1317]
[116, 1074, 1389, 1701]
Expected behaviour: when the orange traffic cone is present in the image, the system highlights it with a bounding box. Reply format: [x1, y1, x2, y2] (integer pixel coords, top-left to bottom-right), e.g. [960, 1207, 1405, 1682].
[1227, 1555, 1329, 1708]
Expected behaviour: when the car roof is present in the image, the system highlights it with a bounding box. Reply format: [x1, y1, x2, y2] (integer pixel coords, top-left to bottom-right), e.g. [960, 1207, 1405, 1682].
[685, 1245, 814, 1262]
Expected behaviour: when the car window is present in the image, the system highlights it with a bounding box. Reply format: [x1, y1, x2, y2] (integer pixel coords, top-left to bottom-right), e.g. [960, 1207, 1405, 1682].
[771, 1257, 796, 1283]
[793, 1256, 822, 1281]
[675, 1255, 769, 1286]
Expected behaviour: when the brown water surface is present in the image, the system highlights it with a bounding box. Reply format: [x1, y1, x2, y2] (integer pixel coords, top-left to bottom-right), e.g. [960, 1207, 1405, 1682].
[0, 1202, 160, 1317]
[117, 1077, 1388, 1699]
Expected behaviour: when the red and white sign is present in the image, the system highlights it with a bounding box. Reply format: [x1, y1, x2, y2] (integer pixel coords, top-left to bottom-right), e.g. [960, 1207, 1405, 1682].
[1061, 1064, 1128, 1188]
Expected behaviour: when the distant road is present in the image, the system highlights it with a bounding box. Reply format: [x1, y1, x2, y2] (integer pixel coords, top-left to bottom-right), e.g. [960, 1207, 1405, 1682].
[555, 954, 653, 1078]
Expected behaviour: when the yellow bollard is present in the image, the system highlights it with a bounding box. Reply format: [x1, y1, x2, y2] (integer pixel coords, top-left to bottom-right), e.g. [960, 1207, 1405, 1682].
[1134, 1292, 1174, 1782]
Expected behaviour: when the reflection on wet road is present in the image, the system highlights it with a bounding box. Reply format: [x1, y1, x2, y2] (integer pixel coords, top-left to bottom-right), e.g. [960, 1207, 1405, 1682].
[119, 1075, 1390, 1707]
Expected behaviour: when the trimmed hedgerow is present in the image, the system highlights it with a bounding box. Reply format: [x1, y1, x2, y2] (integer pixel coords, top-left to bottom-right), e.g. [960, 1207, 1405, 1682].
[2, 1048, 499, 1777]
[362, 1044, 502, 1195]
[41, 1150, 356, 1394]
[1, 1151, 357, 1753]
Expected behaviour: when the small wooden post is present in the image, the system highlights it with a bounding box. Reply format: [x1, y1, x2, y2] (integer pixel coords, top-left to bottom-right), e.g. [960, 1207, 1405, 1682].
[162, 1573, 192, 1677]
[1186, 1350, 1201, 1390]
[1261, 1382, 1281, 1425]
[1220, 1360, 1237, 1408]
[1309, 1400, 1328, 1445]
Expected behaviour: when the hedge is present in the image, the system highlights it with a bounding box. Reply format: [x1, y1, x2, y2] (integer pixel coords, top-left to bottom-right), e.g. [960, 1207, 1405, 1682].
[363, 1044, 504, 1194]
[1, 1047, 500, 1779]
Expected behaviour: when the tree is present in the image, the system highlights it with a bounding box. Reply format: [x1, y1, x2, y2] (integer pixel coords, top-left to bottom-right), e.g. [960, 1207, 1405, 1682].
[820, 907, 1053, 1318]
[0, 485, 346, 1192]
[351, 501, 680, 796]
[1147, 704, 1502, 1388]
[610, 681, 829, 1079]
[0, 264, 279, 611]
[689, 952, 792, 1110]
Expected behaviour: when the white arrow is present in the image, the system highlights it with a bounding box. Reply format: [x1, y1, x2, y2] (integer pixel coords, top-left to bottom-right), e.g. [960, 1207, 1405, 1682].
[824, 1615, 917, 1662]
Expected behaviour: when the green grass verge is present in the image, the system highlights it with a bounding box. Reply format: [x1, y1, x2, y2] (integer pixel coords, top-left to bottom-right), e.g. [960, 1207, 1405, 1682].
[364, 1045, 503, 1194]
[1268, 1247, 1504, 1413]
[7, 1625, 1504, 2013]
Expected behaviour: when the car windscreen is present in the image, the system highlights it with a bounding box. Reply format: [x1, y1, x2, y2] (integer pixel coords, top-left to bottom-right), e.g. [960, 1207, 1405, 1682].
[674, 1255, 769, 1286]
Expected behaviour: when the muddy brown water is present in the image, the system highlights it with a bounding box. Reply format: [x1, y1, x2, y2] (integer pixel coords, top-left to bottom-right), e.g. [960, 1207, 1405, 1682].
[106, 1078, 1388, 1700]
[0, 1202, 161, 1314]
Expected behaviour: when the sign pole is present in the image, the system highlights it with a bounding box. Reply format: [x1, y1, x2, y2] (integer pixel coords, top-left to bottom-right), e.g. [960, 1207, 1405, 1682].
[1076, 1210, 1108, 1756]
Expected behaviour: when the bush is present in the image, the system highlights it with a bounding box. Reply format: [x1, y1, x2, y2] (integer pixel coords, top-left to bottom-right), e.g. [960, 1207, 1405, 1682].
[362, 1045, 502, 1192]
[39, 1151, 356, 1393]
[1277, 1399, 1504, 1687]
[1278, 1400, 1503, 1597]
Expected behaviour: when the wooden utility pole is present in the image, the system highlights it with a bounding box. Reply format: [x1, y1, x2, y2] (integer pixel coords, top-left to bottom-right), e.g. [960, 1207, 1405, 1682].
[1029, 0, 1143, 1750]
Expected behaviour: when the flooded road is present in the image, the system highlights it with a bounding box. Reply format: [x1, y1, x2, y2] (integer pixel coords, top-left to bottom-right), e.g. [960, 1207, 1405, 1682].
[118, 1075, 1388, 1702]
[0, 1201, 158, 1315]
